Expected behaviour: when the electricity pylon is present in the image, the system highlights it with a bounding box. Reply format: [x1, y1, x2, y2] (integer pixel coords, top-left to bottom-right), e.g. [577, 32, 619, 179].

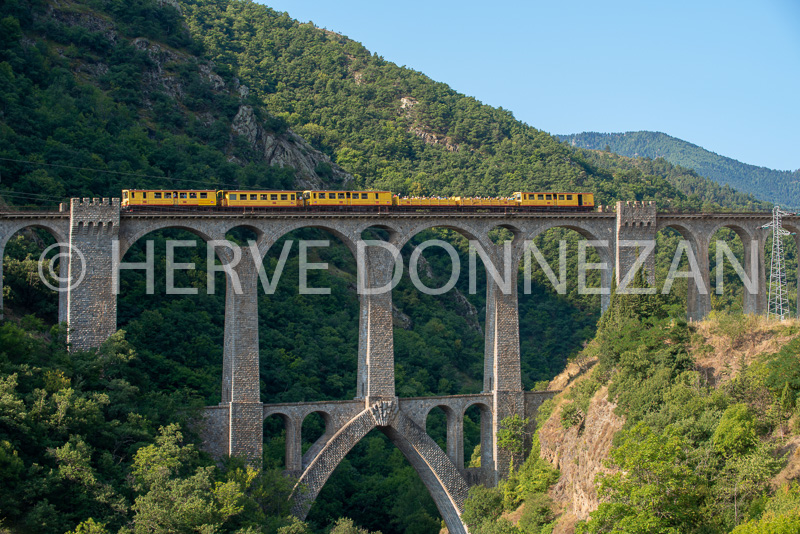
[762, 206, 793, 320]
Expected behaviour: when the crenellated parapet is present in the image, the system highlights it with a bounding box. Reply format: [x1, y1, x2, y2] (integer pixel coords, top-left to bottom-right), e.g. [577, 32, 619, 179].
[70, 197, 121, 234]
[616, 200, 657, 285]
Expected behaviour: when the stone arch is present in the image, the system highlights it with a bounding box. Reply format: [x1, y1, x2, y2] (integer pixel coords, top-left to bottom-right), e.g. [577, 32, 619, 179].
[263, 411, 294, 469]
[292, 408, 469, 534]
[357, 222, 403, 243]
[117, 220, 221, 258]
[394, 218, 496, 395]
[300, 409, 332, 447]
[524, 221, 614, 308]
[463, 400, 492, 470]
[0, 220, 70, 320]
[656, 222, 709, 320]
[425, 404, 458, 466]
[706, 222, 762, 314]
[292, 409, 377, 518]
[249, 220, 362, 262]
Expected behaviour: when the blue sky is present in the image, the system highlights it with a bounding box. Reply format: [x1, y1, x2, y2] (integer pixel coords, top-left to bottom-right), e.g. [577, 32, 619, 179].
[256, 0, 800, 172]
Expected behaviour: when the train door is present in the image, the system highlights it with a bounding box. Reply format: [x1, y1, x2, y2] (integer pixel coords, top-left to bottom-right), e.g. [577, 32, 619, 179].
[577, 194, 583, 206]
[173, 191, 179, 206]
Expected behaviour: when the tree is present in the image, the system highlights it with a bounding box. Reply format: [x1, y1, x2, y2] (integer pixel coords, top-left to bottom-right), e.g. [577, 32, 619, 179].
[578, 424, 703, 534]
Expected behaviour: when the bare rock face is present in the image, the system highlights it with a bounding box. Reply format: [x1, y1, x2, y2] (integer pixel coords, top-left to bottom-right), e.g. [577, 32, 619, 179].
[451, 289, 482, 334]
[44, 3, 353, 191]
[400, 96, 461, 152]
[231, 105, 353, 190]
[392, 304, 412, 330]
[132, 38, 186, 99]
[538, 386, 624, 530]
[48, 8, 118, 44]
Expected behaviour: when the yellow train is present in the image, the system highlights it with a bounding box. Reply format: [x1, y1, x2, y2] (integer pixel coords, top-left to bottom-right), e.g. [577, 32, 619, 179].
[121, 189, 594, 212]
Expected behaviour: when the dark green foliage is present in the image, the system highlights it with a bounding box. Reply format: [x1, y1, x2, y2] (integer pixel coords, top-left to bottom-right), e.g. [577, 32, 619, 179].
[461, 486, 505, 531]
[517, 493, 555, 534]
[578, 424, 704, 534]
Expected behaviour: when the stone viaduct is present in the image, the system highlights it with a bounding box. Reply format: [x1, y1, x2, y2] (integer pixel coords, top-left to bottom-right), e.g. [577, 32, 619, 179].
[0, 198, 791, 533]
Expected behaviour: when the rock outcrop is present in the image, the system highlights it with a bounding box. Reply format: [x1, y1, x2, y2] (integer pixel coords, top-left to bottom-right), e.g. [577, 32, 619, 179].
[537, 384, 624, 532]
[41, 4, 355, 192]
[231, 105, 352, 190]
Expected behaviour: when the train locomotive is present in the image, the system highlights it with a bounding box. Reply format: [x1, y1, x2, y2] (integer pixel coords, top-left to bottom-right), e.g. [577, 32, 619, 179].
[121, 189, 594, 212]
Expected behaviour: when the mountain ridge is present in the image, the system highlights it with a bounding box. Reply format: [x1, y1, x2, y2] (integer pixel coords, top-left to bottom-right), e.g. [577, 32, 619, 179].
[558, 131, 800, 208]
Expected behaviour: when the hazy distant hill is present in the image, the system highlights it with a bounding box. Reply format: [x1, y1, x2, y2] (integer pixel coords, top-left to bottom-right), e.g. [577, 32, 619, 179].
[559, 131, 800, 209]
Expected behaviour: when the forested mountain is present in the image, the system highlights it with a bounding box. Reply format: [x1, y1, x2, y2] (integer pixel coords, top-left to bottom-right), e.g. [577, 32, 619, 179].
[560, 131, 800, 209]
[0, 1, 792, 534]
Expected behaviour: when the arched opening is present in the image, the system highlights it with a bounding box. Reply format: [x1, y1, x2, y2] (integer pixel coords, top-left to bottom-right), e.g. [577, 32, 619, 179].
[302, 410, 328, 448]
[464, 403, 492, 470]
[518, 226, 607, 385]
[360, 225, 393, 242]
[425, 406, 448, 449]
[257, 226, 360, 402]
[425, 405, 456, 466]
[708, 226, 749, 313]
[1, 226, 64, 324]
[263, 413, 288, 469]
[393, 226, 487, 397]
[655, 225, 706, 320]
[308, 428, 443, 534]
[117, 227, 224, 404]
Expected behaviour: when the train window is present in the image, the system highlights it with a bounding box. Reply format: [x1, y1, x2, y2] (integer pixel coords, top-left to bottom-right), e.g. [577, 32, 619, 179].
[291, 194, 295, 200]
[270, 194, 278, 200]
[230, 194, 236, 200]
[165, 193, 172, 199]
[361, 193, 368, 199]
[281, 194, 288, 200]
[248, 194, 255, 200]
[259, 194, 266, 200]
[374, 193, 379, 199]
[123, 191, 129, 199]
[142, 192, 147, 198]
[154, 192, 162, 199]
[558, 195, 565, 200]
[346, 192, 351, 199]
[338, 193, 345, 199]
[567, 195, 572, 200]
[200, 193, 207, 199]
[189, 192, 197, 198]
[319, 193, 325, 199]
[537, 194, 544, 200]
[180, 192, 188, 199]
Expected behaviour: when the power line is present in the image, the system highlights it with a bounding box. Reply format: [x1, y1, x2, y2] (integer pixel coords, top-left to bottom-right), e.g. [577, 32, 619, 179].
[0, 156, 236, 188]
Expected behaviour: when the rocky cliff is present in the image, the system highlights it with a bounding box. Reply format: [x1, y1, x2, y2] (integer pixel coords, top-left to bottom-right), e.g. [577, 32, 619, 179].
[44, 2, 353, 191]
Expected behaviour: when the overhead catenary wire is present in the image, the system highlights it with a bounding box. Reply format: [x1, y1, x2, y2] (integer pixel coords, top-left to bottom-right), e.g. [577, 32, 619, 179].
[0, 156, 241, 189]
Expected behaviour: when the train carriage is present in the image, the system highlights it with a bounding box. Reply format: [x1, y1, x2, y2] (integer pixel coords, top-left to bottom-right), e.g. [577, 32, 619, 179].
[121, 189, 217, 208]
[514, 192, 594, 211]
[221, 190, 302, 208]
[303, 190, 393, 209]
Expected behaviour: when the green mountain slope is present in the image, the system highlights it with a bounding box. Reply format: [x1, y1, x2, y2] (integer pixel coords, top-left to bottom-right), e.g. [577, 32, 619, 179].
[559, 131, 800, 209]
